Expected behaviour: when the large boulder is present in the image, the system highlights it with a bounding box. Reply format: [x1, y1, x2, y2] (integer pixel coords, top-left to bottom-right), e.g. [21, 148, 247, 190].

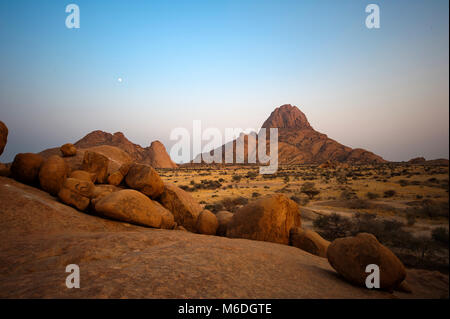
[57, 178, 95, 211]
[290, 228, 330, 258]
[158, 183, 202, 232]
[38, 155, 69, 196]
[11, 153, 44, 185]
[327, 233, 406, 290]
[0, 121, 7, 156]
[215, 211, 233, 236]
[196, 210, 219, 235]
[60, 143, 77, 157]
[94, 189, 175, 229]
[125, 163, 164, 199]
[81, 151, 109, 184]
[226, 194, 301, 245]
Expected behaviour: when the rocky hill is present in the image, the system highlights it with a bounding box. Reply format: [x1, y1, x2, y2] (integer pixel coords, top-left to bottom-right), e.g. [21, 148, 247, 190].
[41, 130, 177, 169]
[194, 104, 386, 164]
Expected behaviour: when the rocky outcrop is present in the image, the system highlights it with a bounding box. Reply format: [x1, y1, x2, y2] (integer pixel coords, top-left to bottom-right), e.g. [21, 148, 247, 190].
[38, 155, 69, 196]
[94, 189, 175, 229]
[290, 228, 330, 258]
[327, 233, 406, 291]
[41, 145, 133, 176]
[70, 130, 178, 168]
[408, 157, 426, 164]
[10, 153, 44, 185]
[407, 157, 449, 166]
[159, 183, 203, 232]
[194, 104, 386, 164]
[226, 194, 301, 245]
[0, 121, 8, 156]
[146, 141, 177, 168]
[125, 163, 164, 199]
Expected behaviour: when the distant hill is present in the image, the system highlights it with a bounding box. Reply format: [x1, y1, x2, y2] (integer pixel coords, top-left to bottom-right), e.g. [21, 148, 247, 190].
[194, 104, 386, 164]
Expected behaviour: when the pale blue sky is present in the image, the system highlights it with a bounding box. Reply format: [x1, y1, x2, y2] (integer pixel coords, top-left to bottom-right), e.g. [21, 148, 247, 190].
[0, 0, 448, 163]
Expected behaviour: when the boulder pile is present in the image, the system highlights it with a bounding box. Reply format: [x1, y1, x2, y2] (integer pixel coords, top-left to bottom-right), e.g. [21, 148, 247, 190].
[5, 136, 218, 234]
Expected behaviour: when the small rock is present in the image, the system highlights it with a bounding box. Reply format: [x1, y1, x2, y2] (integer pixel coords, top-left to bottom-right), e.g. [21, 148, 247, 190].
[60, 143, 77, 157]
[196, 210, 219, 235]
[58, 178, 95, 211]
[107, 171, 124, 186]
[175, 225, 187, 231]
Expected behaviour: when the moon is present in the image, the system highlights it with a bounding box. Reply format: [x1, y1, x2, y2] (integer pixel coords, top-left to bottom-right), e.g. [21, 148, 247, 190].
[117, 77, 123, 83]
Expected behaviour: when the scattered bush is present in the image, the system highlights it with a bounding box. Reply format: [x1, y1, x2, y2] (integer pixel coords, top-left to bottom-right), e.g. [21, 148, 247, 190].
[366, 192, 379, 200]
[383, 190, 396, 198]
[300, 182, 320, 200]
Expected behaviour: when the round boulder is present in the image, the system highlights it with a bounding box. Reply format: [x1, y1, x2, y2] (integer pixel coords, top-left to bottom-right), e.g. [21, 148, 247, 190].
[196, 210, 219, 235]
[215, 211, 233, 236]
[158, 183, 202, 232]
[81, 151, 109, 184]
[226, 194, 301, 245]
[57, 178, 95, 211]
[0, 163, 11, 177]
[0, 121, 8, 156]
[125, 163, 164, 199]
[60, 143, 77, 157]
[38, 155, 69, 196]
[327, 233, 406, 290]
[11, 153, 44, 185]
[94, 189, 175, 229]
[289, 227, 330, 258]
